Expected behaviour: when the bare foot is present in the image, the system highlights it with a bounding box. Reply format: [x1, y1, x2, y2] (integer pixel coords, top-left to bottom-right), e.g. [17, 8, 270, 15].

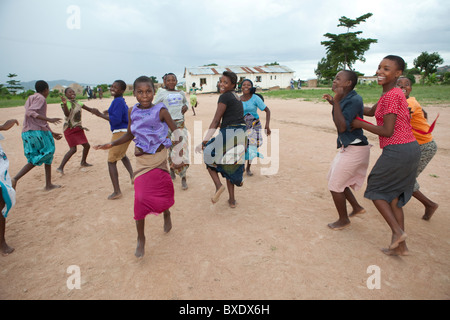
[1, 242, 14, 256]
[56, 168, 64, 175]
[327, 219, 351, 230]
[349, 209, 366, 218]
[246, 169, 253, 176]
[45, 184, 61, 191]
[228, 199, 237, 209]
[381, 246, 410, 256]
[422, 202, 439, 221]
[164, 211, 172, 233]
[389, 232, 407, 250]
[211, 185, 225, 204]
[80, 162, 93, 167]
[135, 237, 145, 258]
[181, 178, 188, 190]
[108, 192, 122, 200]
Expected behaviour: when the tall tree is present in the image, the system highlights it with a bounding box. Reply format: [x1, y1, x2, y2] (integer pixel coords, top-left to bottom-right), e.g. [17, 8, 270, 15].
[414, 52, 444, 83]
[6, 73, 24, 95]
[320, 13, 377, 72]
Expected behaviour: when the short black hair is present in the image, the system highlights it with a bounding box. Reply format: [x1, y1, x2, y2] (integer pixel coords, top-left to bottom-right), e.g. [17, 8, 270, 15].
[341, 70, 358, 90]
[64, 87, 73, 94]
[384, 55, 406, 72]
[222, 71, 238, 88]
[133, 76, 155, 91]
[113, 80, 127, 91]
[398, 76, 412, 86]
[35, 80, 49, 93]
[164, 73, 177, 80]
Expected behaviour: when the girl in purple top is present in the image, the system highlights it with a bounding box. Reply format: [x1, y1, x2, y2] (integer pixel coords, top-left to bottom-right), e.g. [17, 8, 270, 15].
[95, 76, 180, 258]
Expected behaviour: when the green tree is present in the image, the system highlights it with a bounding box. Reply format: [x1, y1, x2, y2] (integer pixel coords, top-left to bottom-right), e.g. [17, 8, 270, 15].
[149, 76, 158, 84]
[0, 84, 10, 96]
[265, 62, 280, 66]
[314, 55, 338, 82]
[6, 73, 24, 95]
[320, 13, 378, 71]
[413, 52, 444, 84]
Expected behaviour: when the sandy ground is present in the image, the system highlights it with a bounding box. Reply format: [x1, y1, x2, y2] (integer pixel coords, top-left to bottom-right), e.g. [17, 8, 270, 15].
[0, 93, 449, 300]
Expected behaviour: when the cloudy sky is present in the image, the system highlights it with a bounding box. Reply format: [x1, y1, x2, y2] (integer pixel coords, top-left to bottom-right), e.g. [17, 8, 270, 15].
[0, 0, 449, 86]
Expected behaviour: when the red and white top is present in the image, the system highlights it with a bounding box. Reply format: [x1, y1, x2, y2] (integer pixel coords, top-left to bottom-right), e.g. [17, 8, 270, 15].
[375, 87, 416, 149]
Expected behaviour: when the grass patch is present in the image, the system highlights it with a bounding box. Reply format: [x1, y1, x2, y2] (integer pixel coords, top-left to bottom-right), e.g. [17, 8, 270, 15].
[0, 92, 136, 109]
[261, 84, 450, 106]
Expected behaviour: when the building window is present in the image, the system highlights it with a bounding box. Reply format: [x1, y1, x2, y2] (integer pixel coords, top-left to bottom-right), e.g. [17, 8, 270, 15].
[200, 78, 207, 86]
[270, 76, 273, 80]
[256, 76, 262, 82]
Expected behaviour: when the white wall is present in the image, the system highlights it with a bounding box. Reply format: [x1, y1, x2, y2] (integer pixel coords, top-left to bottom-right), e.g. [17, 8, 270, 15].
[185, 72, 294, 93]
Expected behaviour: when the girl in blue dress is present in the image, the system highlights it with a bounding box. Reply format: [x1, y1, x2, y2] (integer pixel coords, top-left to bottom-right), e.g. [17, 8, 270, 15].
[240, 79, 271, 176]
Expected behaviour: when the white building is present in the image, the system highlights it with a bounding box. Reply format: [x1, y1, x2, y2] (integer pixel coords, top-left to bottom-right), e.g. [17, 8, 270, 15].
[183, 65, 295, 93]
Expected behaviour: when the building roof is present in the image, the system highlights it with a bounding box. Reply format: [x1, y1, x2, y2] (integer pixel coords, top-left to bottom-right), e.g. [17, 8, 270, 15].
[184, 65, 294, 77]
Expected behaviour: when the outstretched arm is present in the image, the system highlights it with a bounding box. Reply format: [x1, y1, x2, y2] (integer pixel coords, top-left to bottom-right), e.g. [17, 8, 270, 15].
[0, 119, 19, 131]
[94, 108, 134, 150]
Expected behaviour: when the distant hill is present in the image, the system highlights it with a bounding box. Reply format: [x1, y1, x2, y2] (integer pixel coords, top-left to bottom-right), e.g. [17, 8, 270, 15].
[437, 65, 450, 74]
[20, 80, 96, 91]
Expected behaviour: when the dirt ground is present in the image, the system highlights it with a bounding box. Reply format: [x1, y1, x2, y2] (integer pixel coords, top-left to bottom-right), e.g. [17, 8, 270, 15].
[0, 93, 449, 300]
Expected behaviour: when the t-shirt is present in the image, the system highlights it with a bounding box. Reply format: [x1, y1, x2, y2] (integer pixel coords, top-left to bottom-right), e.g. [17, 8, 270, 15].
[375, 87, 416, 149]
[334, 90, 368, 148]
[407, 97, 433, 145]
[108, 96, 129, 132]
[22, 93, 50, 132]
[130, 103, 171, 154]
[154, 88, 189, 121]
[61, 100, 84, 130]
[242, 94, 266, 119]
[218, 91, 245, 129]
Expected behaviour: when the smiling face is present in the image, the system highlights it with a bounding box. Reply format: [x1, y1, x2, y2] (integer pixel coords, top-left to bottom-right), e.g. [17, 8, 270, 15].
[397, 77, 412, 99]
[376, 58, 403, 87]
[65, 88, 76, 100]
[110, 82, 125, 98]
[219, 75, 235, 94]
[332, 71, 352, 92]
[164, 74, 177, 91]
[134, 82, 155, 108]
[241, 80, 253, 95]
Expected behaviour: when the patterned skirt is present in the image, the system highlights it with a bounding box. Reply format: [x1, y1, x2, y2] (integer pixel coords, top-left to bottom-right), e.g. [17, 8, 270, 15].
[22, 130, 55, 166]
[168, 120, 190, 178]
[204, 124, 247, 186]
[414, 139, 438, 192]
[0, 143, 15, 218]
[244, 114, 264, 161]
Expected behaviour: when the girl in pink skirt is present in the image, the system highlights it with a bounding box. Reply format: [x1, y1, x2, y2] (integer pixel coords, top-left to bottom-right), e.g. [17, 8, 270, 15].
[95, 76, 181, 258]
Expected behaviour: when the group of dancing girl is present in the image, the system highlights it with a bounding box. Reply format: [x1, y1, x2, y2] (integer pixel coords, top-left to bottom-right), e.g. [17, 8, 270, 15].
[324, 55, 439, 256]
[0, 55, 439, 258]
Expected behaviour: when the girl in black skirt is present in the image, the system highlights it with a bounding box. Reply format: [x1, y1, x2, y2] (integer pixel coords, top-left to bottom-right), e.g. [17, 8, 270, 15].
[352, 56, 420, 256]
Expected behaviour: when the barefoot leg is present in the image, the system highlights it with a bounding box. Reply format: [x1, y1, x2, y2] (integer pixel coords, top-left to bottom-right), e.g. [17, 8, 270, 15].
[135, 219, 146, 258]
[373, 199, 406, 249]
[329, 191, 351, 230]
[163, 210, 172, 233]
[344, 188, 366, 217]
[413, 190, 439, 221]
[44, 164, 61, 191]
